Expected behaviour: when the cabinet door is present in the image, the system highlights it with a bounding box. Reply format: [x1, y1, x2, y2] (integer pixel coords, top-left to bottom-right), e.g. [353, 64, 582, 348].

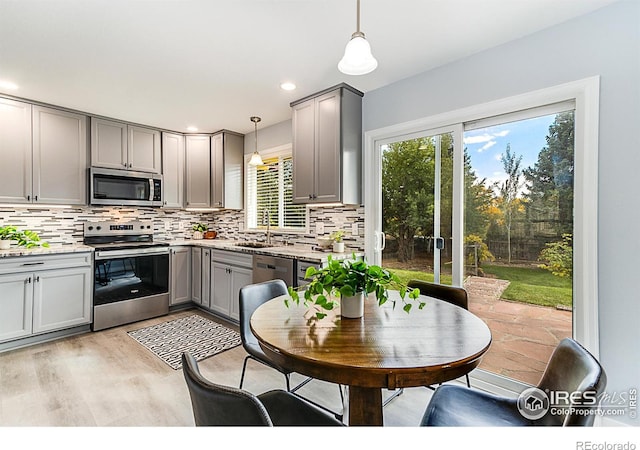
[314, 90, 341, 203]
[91, 117, 127, 170]
[292, 99, 315, 203]
[210, 133, 224, 208]
[0, 273, 33, 342]
[128, 125, 161, 173]
[32, 266, 92, 334]
[229, 266, 252, 321]
[162, 132, 184, 208]
[201, 248, 211, 308]
[0, 98, 32, 204]
[185, 135, 211, 208]
[191, 247, 202, 305]
[223, 133, 244, 210]
[33, 106, 88, 205]
[170, 247, 191, 305]
[210, 262, 231, 317]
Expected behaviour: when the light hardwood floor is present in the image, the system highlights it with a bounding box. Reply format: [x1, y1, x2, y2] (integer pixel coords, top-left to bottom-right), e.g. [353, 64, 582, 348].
[0, 308, 433, 427]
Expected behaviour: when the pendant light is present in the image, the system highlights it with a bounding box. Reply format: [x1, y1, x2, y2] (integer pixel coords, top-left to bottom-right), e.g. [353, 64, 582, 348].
[249, 116, 264, 166]
[338, 0, 378, 75]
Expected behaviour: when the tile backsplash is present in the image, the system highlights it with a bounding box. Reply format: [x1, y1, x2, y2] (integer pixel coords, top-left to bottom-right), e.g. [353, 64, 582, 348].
[0, 204, 365, 250]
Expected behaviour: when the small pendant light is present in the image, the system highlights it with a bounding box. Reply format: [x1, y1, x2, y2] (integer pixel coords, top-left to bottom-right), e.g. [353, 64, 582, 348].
[249, 116, 264, 166]
[338, 0, 378, 75]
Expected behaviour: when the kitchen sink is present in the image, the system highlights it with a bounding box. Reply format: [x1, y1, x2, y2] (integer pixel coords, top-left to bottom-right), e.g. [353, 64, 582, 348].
[234, 241, 277, 249]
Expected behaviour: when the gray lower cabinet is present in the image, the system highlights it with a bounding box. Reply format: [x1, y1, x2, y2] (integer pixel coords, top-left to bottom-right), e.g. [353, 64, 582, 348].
[0, 98, 88, 205]
[91, 117, 161, 173]
[191, 247, 211, 308]
[162, 132, 185, 208]
[170, 246, 191, 305]
[210, 250, 252, 321]
[191, 247, 202, 305]
[290, 83, 363, 205]
[185, 135, 211, 208]
[0, 253, 92, 343]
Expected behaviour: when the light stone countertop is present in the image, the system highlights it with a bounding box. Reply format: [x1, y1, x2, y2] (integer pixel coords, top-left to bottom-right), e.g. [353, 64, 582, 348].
[163, 239, 362, 263]
[0, 244, 94, 258]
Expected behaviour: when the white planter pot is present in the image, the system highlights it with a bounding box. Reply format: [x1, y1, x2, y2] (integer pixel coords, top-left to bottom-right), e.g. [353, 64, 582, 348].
[193, 231, 203, 240]
[340, 291, 364, 319]
[0, 240, 10, 250]
[333, 242, 344, 253]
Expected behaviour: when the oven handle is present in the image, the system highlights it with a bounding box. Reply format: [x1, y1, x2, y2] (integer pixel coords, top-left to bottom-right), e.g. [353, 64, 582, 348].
[95, 247, 170, 260]
[149, 178, 154, 201]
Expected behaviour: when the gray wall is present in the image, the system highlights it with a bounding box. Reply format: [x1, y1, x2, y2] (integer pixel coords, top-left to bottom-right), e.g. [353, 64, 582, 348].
[364, 0, 639, 425]
[243, 119, 292, 155]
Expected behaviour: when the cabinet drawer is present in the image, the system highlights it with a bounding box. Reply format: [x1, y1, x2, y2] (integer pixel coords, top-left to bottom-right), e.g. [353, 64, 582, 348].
[0, 252, 92, 275]
[210, 250, 252, 268]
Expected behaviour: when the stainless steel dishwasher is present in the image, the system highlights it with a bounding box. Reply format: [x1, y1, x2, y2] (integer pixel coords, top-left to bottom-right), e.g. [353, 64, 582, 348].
[252, 254, 295, 286]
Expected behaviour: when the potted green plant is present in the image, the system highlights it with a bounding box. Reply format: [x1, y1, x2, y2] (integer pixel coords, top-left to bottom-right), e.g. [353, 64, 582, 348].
[192, 223, 207, 239]
[0, 226, 49, 250]
[330, 230, 345, 253]
[286, 254, 423, 319]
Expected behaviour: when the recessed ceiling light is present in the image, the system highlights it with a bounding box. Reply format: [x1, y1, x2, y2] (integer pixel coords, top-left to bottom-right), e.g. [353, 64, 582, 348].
[280, 82, 296, 91]
[0, 80, 19, 91]
[187, 126, 198, 132]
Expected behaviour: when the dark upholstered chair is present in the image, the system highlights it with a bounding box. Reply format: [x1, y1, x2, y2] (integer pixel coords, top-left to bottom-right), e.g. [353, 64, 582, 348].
[181, 352, 343, 426]
[407, 279, 471, 388]
[239, 280, 344, 417]
[421, 338, 607, 426]
[239, 279, 310, 392]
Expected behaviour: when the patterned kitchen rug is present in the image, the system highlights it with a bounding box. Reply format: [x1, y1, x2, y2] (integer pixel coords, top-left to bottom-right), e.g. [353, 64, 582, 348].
[127, 314, 242, 370]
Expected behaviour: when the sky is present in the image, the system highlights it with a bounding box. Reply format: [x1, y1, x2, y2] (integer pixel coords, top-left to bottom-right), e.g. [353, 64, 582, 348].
[463, 113, 557, 192]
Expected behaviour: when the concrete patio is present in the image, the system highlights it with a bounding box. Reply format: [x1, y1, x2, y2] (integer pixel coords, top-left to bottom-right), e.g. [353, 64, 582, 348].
[463, 276, 572, 385]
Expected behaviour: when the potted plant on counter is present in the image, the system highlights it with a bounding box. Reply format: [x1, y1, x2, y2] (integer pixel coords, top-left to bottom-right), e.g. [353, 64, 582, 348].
[330, 230, 345, 253]
[286, 254, 423, 319]
[192, 223, 207, 240]
[0, 226, 49, 250]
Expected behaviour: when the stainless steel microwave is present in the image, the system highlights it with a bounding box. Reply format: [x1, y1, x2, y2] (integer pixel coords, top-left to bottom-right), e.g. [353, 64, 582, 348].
[90, 167, 163, 207]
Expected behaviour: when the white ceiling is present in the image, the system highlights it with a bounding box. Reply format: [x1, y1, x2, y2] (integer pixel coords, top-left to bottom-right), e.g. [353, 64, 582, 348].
[0, 0, 616, 135]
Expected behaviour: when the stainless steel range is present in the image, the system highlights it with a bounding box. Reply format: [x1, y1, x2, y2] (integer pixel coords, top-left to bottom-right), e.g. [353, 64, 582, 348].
[84, 220, 169, 331]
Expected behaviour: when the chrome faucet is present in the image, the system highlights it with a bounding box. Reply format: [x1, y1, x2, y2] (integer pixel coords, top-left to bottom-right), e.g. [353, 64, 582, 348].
[262, 208, 271, 245]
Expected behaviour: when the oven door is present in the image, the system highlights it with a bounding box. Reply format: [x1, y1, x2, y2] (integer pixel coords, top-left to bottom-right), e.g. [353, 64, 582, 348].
[94, 248, 169, 306]
[90, 167, 162, 206]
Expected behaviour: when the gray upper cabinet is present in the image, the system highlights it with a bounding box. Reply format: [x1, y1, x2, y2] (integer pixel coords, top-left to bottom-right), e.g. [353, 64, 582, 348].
[128, 125, 161, 173]
[291, 83, 363, 205]
[91, 117, 161, 173]
[0, 98, 88, 205]
[185, 135, 211, 208]
[0, 98, 32, 204]
[33, 106, 88, 205]
[162, 132, 185, 208]
[211, 131, 244, 210]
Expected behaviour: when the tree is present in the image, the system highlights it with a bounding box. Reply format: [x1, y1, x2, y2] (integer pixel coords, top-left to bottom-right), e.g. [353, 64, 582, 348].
[524, 111, 575, 237]
[382, 137, 439, 262]
[538, 234, 573, 277]
[498, 144, 523, 264]
[464, 148, 495, 238]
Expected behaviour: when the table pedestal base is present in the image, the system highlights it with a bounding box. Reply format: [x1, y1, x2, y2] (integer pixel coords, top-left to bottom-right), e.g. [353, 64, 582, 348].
[348, 386, 383, 426]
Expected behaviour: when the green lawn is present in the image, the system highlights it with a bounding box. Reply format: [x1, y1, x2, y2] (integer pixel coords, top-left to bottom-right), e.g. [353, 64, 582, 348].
[386, 264, 571, 308]
[481, 264, 572, 308]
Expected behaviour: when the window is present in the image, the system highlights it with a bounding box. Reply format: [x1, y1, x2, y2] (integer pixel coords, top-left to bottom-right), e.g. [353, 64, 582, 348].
[246, 146, 306, 231]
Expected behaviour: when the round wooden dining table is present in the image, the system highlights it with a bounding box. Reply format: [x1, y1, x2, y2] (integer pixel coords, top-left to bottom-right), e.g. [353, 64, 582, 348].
[250, 291, 492, 426]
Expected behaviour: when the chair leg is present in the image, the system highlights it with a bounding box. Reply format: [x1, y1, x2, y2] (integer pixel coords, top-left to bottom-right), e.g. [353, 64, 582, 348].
[239, 355, 251, 389]
[382, 388, 404, 407]
[465, 374, 471, 388]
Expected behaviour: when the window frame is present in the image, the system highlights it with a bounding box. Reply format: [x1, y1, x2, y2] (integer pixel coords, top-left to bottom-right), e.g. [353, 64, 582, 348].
[244, 143, 309, 234]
